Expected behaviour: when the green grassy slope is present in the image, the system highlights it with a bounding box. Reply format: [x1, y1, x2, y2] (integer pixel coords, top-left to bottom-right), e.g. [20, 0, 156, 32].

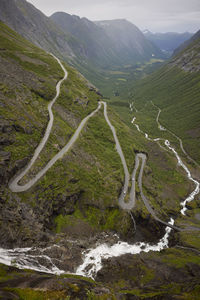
[1, 21, 200, 299]
[107, 34, 200, 262]
[132, 36, 200, 164]
[0, 20, 194, 244]
[0, 21, 144, 244]
[0, 0, 170, 105]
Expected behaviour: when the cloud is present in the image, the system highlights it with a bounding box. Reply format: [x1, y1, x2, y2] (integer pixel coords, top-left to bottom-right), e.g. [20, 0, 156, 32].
[28, 0, 200, 32]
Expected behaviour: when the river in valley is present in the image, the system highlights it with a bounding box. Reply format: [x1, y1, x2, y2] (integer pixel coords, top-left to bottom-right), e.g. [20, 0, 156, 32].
[2, 60, 199, 279]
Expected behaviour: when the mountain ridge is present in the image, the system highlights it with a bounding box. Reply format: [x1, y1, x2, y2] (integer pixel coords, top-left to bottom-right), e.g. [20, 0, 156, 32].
[0, 0, 164, 89]
[173, 29, 200, 55]
[1, 2, 200, 299]
[132, 30, 200, 163]
[95, 19, 163, 60]
[144, 30, 193, 54]
[0, 0, 79, 60]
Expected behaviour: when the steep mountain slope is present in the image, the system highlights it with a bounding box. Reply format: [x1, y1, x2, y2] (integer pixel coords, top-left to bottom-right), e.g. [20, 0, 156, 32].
[173, 29, 200, 55]
[1, 20, 185, 278]
[0, 20, 136, 247]
[0, 0, 165, 85]
[52, 13, 163, 68]
[133, 30, 200, 164]
[95, 19, 163, 63]
[144, 30, 193, 54]
[0, 0, 84, 61]
[0, 19, 193, 246]
[1, 20, 200, 300]
[51, 12, 120, 68]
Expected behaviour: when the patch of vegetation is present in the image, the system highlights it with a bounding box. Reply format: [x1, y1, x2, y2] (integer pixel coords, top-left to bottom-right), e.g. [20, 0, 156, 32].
[0, 21, 142, 240]
[4, 288, 68, 300]
[159, 248, 200, 268]
[133, 58, 200, 164]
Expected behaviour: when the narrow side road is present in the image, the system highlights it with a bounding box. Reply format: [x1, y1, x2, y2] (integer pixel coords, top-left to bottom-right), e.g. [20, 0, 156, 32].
[9, 54, 68, 192]
[137, 153, 180, 231]
[102, 102, 130, 205]
[8, 55, 180, 231]
[103, 103, 180, 231]
[9, 55, 102, 192]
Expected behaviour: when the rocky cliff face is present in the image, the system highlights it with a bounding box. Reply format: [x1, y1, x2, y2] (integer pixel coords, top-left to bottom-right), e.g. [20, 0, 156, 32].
[95, 19, 163, 62]
[51, 13, 163, 67]
[173, 29, 200, 56]
[0, 0, 80, 61]
[171, 30, 200, 72]
[0, 0, 164, 81]
[51, 12, 117, 68]
[1, 4, 200, 299]
[0, 21, 137, 249]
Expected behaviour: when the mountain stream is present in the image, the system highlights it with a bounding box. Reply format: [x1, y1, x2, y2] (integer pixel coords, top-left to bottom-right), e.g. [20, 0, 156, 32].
[2, 58, 199, 279]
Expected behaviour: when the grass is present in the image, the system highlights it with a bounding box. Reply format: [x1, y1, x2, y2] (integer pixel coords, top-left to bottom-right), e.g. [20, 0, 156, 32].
[106, 95, 193, 220]
[0, 21, 141, 238]
[1, 20, 197, 238]
[160, 248, 200, 268]
[0, 21, 65, 166]
[4, 288, 69, 300]
[55, 207, 130, 234]
[0, 264, 117, 300]
[132, 52, 200, 164]
[4, 288, 117, 300]
[1, 19, 200, 300]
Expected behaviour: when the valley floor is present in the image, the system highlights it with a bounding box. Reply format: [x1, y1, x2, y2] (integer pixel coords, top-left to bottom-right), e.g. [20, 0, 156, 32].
[1, 57, 200, 300]
[1, 20, 200, 298]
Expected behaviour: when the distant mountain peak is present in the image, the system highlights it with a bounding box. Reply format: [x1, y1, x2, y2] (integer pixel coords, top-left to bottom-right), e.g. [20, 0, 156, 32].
[0, 0, 164, 82]
[144, 30, 193, 53]
[143, 29, 152, 34]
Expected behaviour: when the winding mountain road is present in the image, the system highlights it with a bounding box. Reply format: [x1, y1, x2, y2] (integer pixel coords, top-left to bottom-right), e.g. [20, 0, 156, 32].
[102, 102, 130, 206]
[9, 54, 68, 192]
[119, 151, 181, 231]
[8, 53, 129, 195]
[9, 55, 103, 192]
[131, 111, 199, 220]
[98, 104, 179, 231]
[101, 106, 180, 230]
[137, 153, 180, 230]
[8, 55, 181, 231]
[3, 53, 200, 278]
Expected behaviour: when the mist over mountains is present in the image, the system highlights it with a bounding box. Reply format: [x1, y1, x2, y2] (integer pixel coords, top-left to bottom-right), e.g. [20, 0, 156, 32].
[0, 0, 163, 75]
[0, 0, 200, 299]
[143, 30, 193, 55]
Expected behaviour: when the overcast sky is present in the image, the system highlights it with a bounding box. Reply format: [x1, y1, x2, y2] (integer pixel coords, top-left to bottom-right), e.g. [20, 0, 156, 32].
[28, 0, 200, 33]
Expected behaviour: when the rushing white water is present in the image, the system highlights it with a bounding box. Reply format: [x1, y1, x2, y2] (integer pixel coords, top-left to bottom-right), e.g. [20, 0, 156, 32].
[152, 101, 200, 168]
[0, 245, 65, 275]
[131, 117, 136, 124]
[132, 117, 199, 215]
[129, 101, 138, 113]
[3, 69, 199, 279]
[165, 140, 200, 215]
[75, 107, 200, 279]
[132, 116, 199, 216]
[76, 218, 174, 279]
